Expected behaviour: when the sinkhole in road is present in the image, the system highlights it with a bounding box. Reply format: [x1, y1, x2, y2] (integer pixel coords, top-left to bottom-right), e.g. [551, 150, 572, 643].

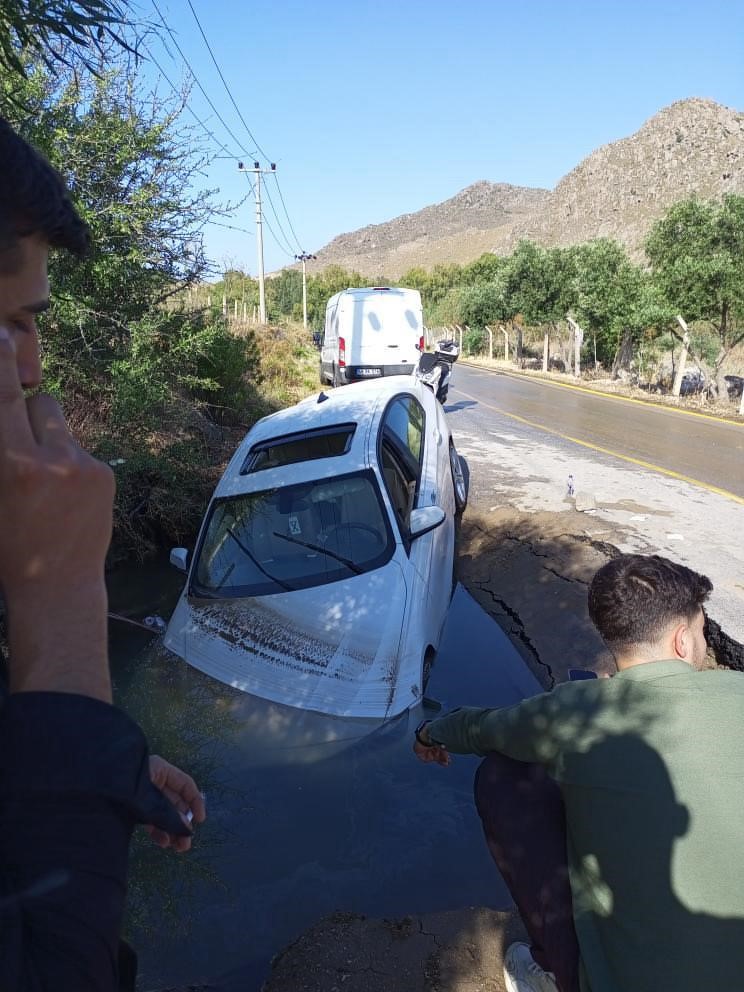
[110, 575, 539, 991]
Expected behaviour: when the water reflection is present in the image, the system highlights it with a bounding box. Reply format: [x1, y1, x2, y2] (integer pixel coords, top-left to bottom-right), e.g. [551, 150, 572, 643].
[110, 575, 538, 991]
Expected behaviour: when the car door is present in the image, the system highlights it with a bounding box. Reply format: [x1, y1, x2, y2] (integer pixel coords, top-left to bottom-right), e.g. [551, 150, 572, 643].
[418, 385, 455, 623]
[376, 394, 435, 660]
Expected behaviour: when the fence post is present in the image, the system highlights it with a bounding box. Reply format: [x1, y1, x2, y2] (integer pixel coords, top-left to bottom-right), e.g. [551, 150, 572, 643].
[456, 325, 463, 354]
[485, 326, 493, 360]
[567, 316, 583, 378]
[500, 324, 509, 363]
[672, 315, 690, 398]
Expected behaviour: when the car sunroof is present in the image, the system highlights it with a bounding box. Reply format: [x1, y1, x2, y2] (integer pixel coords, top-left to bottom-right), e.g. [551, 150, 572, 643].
[240, 424, 357, 474]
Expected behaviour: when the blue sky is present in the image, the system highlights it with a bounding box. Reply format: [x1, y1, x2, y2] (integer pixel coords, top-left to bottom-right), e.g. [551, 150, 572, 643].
[141, 0, 744, 275]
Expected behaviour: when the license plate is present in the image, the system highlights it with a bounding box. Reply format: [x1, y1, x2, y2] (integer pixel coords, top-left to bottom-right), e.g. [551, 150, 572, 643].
[358, 368, 381, 376]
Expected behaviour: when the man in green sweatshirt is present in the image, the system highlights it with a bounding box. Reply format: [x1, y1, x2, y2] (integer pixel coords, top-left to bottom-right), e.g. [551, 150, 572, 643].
[414, 553, 744, 992]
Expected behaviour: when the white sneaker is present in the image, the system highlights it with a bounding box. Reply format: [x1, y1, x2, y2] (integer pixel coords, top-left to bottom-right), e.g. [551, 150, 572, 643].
[503, 941, 560, 992]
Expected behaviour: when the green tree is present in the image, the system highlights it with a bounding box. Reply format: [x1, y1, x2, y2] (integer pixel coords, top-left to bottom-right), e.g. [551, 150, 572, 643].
[505, 243, 576, 369]
[571, 240, 667, 372]
[0, 0, 133, 79]
[461, 252, 506, 286]
[1, 63, 224, 395]
[267, 267, 303, 321]
[2, 58, 262, 559]
[646, 196, 744, 396]
[305, 265, 364, 328]
[426, 262, 464, 305]
[398, 266, 431, 296]
[454, 280, 511, 332]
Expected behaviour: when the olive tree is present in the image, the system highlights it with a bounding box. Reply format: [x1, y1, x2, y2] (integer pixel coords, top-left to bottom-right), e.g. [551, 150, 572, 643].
[646, 196, 744, 401]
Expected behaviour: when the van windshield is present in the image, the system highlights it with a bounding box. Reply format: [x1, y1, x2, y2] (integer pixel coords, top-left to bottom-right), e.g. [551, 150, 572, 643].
[191, 470, 394, 598]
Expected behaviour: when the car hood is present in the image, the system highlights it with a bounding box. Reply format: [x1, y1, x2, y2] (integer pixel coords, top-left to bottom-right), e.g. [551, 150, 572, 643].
[164, 562, 409, 719]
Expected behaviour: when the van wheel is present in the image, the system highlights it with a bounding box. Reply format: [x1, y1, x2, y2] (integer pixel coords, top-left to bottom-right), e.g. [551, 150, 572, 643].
[450, 442, 467, 513]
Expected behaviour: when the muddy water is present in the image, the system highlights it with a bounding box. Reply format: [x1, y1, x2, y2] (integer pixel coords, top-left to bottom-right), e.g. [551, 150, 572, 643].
[108, 561, 539, 991]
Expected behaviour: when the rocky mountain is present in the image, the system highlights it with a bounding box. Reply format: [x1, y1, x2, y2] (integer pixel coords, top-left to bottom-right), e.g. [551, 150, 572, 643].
[492, 98, 744, 257]
[310, 98, 743, 278]
[310, 182, 549, 279]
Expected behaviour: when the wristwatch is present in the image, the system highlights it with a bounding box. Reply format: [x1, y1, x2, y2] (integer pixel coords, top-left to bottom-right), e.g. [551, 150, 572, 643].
[415, 719, 446, 748]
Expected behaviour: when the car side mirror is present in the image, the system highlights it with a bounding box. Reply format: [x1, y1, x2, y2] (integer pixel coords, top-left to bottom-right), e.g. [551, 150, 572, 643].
[170, 547, 189, 572]
[409, 505, 446, 539]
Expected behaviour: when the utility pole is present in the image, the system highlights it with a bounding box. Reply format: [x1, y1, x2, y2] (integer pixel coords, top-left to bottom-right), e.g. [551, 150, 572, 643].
[238, 160, 276, 324]
[295, 252, 317, 329]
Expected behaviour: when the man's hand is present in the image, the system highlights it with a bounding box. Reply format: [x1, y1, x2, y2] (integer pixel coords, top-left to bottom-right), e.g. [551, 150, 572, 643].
[413, 739, 451, 766]
[413, 723, 451, 767]
[145, 755, 206, 853]
[0, 326, 115, 700]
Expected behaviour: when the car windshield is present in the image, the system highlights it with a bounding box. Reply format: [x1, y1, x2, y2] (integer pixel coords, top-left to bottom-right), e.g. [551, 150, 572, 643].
[191, 470, 394, 598]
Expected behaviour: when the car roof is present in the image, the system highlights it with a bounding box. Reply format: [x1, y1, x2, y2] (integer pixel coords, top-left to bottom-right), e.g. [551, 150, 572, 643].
[215, 376, 427, 497]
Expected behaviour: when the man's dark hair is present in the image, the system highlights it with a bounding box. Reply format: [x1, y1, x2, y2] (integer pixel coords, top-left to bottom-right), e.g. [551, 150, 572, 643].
[588, 554, 712, 652]
[0, 116, 90, 272]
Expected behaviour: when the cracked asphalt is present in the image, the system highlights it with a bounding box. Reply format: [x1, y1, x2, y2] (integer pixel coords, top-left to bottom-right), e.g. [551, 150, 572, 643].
[449, 363, 744, 678]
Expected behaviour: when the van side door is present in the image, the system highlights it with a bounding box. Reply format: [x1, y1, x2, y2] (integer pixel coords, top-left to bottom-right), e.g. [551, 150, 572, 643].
[321, 303, 337, 381]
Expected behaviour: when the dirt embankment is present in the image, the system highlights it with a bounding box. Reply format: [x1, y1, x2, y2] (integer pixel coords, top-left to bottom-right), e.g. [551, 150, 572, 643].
[456, 507, 743, 685]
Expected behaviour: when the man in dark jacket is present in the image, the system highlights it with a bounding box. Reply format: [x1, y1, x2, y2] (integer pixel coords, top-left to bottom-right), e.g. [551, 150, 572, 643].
[0, 116, 205, 990]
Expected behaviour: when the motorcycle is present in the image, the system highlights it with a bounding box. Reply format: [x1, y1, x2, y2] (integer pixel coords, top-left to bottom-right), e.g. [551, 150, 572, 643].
[415, 339, 459, 404]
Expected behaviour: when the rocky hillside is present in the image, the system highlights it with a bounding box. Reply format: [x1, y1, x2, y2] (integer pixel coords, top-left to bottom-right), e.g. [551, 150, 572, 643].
[492, 98, 744, 256]
[310, 98, 743, 277]
[311, 182, 549, 279]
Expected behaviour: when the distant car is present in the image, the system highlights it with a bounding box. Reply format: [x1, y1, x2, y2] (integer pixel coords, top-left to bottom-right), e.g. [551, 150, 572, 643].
[164, 376, 468, 719]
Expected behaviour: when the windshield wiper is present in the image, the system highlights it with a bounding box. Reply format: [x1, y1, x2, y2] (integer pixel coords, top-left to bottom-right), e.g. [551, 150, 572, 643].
[226, 527, 295, 592]
[272, 531, 362, 575]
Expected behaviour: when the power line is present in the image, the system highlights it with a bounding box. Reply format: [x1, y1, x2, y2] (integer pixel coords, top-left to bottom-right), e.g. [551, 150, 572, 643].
[140, 40, 239, 160]
[159, 1, 308, 260]
[207, 219, 254, 235]
[150, 0, 256, 160]
[271, 171, 305, 253]
[186, 0, 271, 162]
[262, 177, 298, 255]
[241, 172, 294, 260]
[262, 213, 296, 260]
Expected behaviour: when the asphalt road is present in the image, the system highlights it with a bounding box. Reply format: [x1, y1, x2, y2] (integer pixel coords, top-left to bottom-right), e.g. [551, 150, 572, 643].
[452, 364, 744, 501]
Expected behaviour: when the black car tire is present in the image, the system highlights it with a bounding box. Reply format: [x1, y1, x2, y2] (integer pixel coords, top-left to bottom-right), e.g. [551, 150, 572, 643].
[450, 442, 467, 514]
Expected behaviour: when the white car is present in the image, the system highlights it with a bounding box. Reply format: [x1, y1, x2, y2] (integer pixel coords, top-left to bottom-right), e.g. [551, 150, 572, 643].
[164, 376, 467, 719]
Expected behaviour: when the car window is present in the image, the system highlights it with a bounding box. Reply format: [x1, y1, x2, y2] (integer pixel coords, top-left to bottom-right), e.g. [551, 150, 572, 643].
[191, 471, 394, 598]
[381, 396, 424, 468]
[380, 441, 417, 535]
[241, 424, 356, 474]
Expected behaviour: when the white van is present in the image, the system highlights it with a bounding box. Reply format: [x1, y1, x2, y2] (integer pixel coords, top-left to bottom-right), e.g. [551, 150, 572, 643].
[320, 287, 424, 386]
